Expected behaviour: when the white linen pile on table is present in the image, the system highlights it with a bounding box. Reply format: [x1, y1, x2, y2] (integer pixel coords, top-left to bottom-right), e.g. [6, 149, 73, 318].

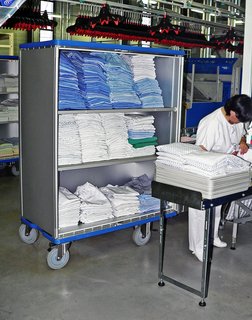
[58, 187, 80, 228]
[157, 142, 201, 156]
[100, 113, 133, 159]
[75, 113, 109, 162]
[58, 114, 82, 165]
[156, 142, 249, 177]
[75, 182, 113, 223]
[100, 184, 140, 217]
[155, 142, 250, 198]
[182, 150, 249, 177]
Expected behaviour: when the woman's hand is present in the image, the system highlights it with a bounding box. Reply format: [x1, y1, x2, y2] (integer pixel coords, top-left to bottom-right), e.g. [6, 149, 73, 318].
[239, 140, 249, 155]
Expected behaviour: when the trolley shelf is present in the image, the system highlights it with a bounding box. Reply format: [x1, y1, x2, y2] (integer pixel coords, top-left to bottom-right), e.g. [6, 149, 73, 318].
[21, 210, 177, 244]
[58, 209, 176, 238]
[0, 156, 19, 163]
[58, 107, 177, 114]
[58, 155, 157, 171]
[0, 120, 18, 124]
[0, 91, 18, 95]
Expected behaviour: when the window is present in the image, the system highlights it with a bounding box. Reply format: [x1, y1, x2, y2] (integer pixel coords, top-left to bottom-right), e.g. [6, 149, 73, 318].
[40, 1, 54, 42]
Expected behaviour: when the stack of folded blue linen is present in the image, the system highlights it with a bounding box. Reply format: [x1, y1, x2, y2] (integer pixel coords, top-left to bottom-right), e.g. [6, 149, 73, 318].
[138, 194, 160, 213]
[124, 174, 160, 213]
[95, 52, 142, 109]
[135, 78, 164, 108]
[58, 52, 86, 110]
[131, 55, 164, 108]
[65, 51, 112, 110]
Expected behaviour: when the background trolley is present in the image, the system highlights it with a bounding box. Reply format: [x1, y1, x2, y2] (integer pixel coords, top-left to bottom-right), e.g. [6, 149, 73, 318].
[0, 55, 19, 176]
[18, 40, 184, 269]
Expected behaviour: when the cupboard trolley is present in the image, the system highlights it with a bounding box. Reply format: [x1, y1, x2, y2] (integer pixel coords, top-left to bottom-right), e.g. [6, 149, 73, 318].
[19, 40, 184, 269]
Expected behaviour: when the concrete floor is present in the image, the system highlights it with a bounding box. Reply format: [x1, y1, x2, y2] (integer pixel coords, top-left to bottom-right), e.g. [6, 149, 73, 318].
[0, 175, 252, 320]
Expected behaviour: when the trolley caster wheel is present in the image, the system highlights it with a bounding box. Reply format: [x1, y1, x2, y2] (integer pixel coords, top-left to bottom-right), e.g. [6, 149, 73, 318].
[158, 281, 165, 287]
[11, 165, 19, 176]
[19, 224, 39, 244]
[230, 246, 236, 250]
[47, 248, 70, 270]
[132, 226, 151, 246]
[199, 300, 206, 307]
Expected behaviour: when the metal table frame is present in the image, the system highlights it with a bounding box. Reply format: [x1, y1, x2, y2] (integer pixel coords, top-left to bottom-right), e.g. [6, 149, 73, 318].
[152, 181, 252, 306]
[231, 195, 252, 249]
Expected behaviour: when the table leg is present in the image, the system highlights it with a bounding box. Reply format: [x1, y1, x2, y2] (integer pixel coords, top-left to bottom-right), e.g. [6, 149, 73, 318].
[158, 199, 167, 287]
[199, 207, 214, 306]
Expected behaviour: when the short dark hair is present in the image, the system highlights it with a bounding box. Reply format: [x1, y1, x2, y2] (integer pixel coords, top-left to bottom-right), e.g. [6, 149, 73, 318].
[224, 94, 252, 122]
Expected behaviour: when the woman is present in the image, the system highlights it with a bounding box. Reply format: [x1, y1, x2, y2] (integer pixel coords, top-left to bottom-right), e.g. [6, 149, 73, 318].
[189, 94, 252, 262]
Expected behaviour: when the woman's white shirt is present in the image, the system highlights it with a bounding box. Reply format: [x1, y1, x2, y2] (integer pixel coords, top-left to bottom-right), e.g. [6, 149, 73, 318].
[196, 107, 244, 153]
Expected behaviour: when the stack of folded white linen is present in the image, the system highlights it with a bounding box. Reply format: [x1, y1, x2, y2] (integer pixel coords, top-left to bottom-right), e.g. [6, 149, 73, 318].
[58, 114, 82, 165]
[100, 113, 133, 159]
[75, 113, 109, 162]
[6, 106, 18, 121]
[58, 187, 80, 228]
[155, 142, 251, 198]
[128, 146, 156, 157]
[0, 107, 8, 122]
[3, 137, 19, 156]
[75, 182, 114, 223]
[126, 115, 156, 136]
[0, 139, 13, 158]
[100, 184, 140, 217]
[130, 55, 156, 80]
[4, 75, 18, 92]
[0, 98, 18, 121]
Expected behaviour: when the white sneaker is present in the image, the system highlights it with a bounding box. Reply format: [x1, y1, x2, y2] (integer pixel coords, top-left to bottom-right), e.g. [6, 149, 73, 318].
[192, 251, 203, 262]
[213, 238, 227, 248]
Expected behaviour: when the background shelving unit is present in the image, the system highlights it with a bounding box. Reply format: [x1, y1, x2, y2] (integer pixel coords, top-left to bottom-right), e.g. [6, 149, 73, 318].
[0, 33, 14, 55]
[0, 55, 19, 175]
[19, 40, 184, 269]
